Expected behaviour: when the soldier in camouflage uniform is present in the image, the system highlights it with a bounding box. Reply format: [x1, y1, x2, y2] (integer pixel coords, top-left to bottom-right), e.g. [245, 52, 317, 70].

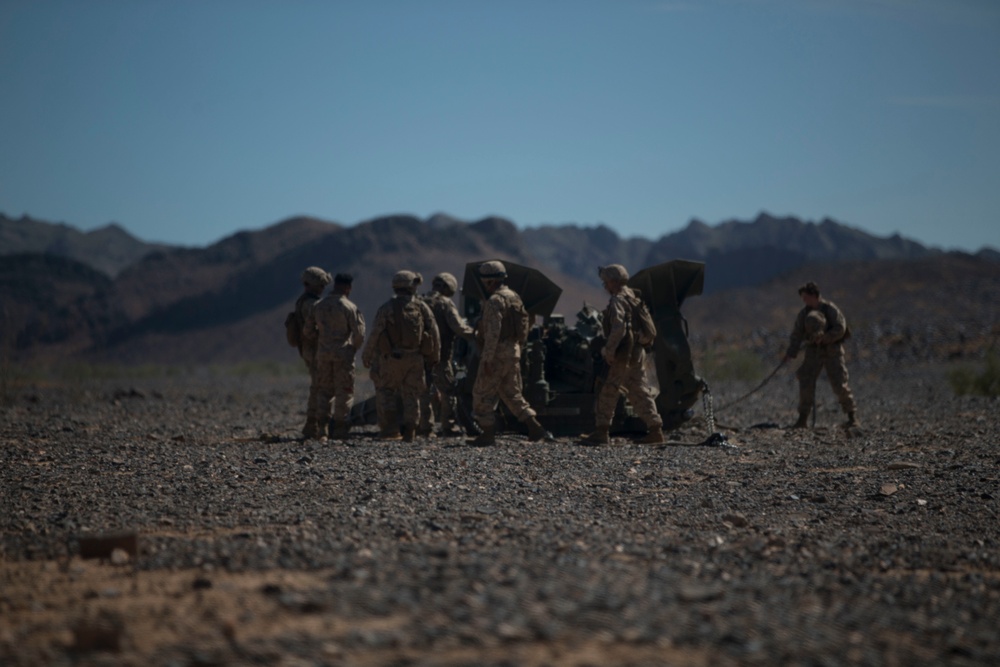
[303, 273, 366, 441]
[294, 266, 332, 440]
[362, 271, 440, 442]
[418, 272, 475, 437]
[783, 281, 859, 429]
[581, 264, 664, 446]
[468, 261, 552, 446]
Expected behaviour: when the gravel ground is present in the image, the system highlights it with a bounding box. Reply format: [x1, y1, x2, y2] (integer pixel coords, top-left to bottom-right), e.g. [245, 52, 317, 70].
[2, 362, 998, 666]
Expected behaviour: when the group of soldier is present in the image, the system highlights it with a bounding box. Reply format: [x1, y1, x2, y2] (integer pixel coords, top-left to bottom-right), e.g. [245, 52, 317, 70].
[291, 260, 859, 445]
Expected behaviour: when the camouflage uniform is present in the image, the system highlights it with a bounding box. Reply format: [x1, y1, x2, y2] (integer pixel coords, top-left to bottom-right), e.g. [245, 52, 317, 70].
[469, 260, 552, 445]
[304, 288, 365, 438]
[294, 267, 331, 439]
[362, 271, 440, 441]
[581, 264, 664, 445]
[786, 298, 856, 421]
[419, 273, 474, 435]
[594, 284, 663, 431]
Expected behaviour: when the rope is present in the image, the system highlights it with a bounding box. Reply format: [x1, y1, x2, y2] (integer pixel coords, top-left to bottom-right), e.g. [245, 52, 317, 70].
[711, 357, 788, 413]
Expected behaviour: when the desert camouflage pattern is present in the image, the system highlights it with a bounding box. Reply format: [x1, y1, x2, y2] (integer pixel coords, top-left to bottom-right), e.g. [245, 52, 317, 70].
[472, 285, 536, 425]
[420, 290, 475, 432]
[786, 299, 856, 415]
[595, 285, 662, 429]
[304, 293, 366, 428]
[363, 294, 440, 430]
[294, 290, 323, 436]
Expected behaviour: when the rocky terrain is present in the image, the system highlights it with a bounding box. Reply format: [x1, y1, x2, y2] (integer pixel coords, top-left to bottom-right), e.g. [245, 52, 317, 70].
[2, 358, 998, 666]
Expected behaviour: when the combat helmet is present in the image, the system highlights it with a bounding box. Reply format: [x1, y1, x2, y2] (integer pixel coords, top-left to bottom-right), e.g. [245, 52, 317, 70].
[598, 264, 629, 283]
[432, 272, 459, 295]
[804, 310, 827, 339]
[301, 266, 332, 289]
[478, 260, 507, 279]
[392, 270, 421, 293]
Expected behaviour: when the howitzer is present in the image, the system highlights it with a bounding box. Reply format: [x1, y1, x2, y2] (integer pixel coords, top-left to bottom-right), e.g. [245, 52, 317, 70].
[455, 259, 706, 437]
[351, 259, 706, 437]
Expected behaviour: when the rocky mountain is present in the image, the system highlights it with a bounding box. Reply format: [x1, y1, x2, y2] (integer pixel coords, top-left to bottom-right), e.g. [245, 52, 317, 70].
[0, 213, 171, 277]
[525, 212, 944, 293]
[1, 211, 996, 366]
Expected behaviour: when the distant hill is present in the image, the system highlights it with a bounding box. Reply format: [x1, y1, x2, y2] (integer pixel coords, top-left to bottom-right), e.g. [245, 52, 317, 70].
[0, 213, 171, 277]
[1, 211, 997, 366]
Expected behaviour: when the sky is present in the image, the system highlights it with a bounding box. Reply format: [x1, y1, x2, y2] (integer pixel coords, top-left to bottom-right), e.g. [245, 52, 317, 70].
[1, 0, 998, 251]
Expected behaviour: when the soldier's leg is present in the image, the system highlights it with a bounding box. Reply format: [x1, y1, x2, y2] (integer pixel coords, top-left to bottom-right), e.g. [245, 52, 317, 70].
[593, 361, 627, 428]
[622, 358, 663, 430]
[330, 359, 356, 439]
[472, 370, 502, 426]
[824, 346, 857, 417]
[468, 371, 502, 445]
[312, 362, 336, 440]
[796, 351, 822, 415]
[304, 363, 323, 438]
[375, 386, 401, 439]
[400, 356, 426, 440]
[417, 364, 434, 435]
[433, 363, 460, 434]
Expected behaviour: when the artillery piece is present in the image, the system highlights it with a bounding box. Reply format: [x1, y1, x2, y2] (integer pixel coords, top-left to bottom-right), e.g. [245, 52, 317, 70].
[452, 259, 706, 437]
[350, 259, 706, 438]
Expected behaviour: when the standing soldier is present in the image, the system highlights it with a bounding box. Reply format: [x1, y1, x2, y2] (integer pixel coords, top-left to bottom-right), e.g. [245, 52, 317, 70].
[468, 260, 551, 446]
[581, 264, 665, 445]
[362, 271, 440, 442]
[783, 281, 859, 428]
[303, 273, 365, 441]
[419, 272, 475, 437]
[291, 266, 331, 440]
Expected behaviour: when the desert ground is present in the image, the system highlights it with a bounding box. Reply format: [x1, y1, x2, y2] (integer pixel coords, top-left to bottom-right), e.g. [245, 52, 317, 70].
[2, 359, 998, 666]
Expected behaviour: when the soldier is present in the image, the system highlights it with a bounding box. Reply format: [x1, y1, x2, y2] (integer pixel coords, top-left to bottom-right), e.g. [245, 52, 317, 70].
[292, 266, 331, 440]
[783, 281, 859, 429]
[419, 272, 475, 437]
[303, 273, 366, 441]
[362, 271, 440, 442]
[580, 264, 665, 445]
[468, 260, 551, 446]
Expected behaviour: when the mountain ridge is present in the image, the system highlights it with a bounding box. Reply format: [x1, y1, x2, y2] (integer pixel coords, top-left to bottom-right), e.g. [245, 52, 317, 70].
[2, 211, 996, 365]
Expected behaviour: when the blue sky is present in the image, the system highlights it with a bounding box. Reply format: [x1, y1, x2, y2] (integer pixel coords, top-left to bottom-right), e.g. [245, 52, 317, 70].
[2, 0, 998, 251]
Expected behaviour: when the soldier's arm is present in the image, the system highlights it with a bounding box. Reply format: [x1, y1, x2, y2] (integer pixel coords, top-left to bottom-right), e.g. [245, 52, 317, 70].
[350, 305, 366, 349]
[820, 303, 847, 345]
[480, 297, 503, 365]
[302, 305, 319, 343]
[446, 301, 475, 338]
[603, 297, 628, 357]
[422, 303, 441, 363]
[784, 309, 806, 359]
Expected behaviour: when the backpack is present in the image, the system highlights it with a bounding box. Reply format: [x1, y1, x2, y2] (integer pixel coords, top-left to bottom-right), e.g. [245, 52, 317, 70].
[389, 297, 424, 351]
[284, 311, 301, 348]
[630, 296, 657, 347]
[499, 292, 530, 345]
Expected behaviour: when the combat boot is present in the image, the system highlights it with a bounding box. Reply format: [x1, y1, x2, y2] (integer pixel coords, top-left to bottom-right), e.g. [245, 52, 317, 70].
[791, 412, 810, 429]
[467, 423, 496, 447]
[401, 424, 415, 442]
[415, 425, 435, 438]
[844, 411, 860, 428]
[635, 426, 665, 445]
[378, 429, 403, 441]
[524, 416, 554, 442]
[329, 421, 351, 441]
[580, 426, 610, 446]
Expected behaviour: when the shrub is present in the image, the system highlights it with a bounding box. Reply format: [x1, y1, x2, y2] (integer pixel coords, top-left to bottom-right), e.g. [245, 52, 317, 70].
[697, 348, 768, 384]
[948, 352, 1000, 397]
